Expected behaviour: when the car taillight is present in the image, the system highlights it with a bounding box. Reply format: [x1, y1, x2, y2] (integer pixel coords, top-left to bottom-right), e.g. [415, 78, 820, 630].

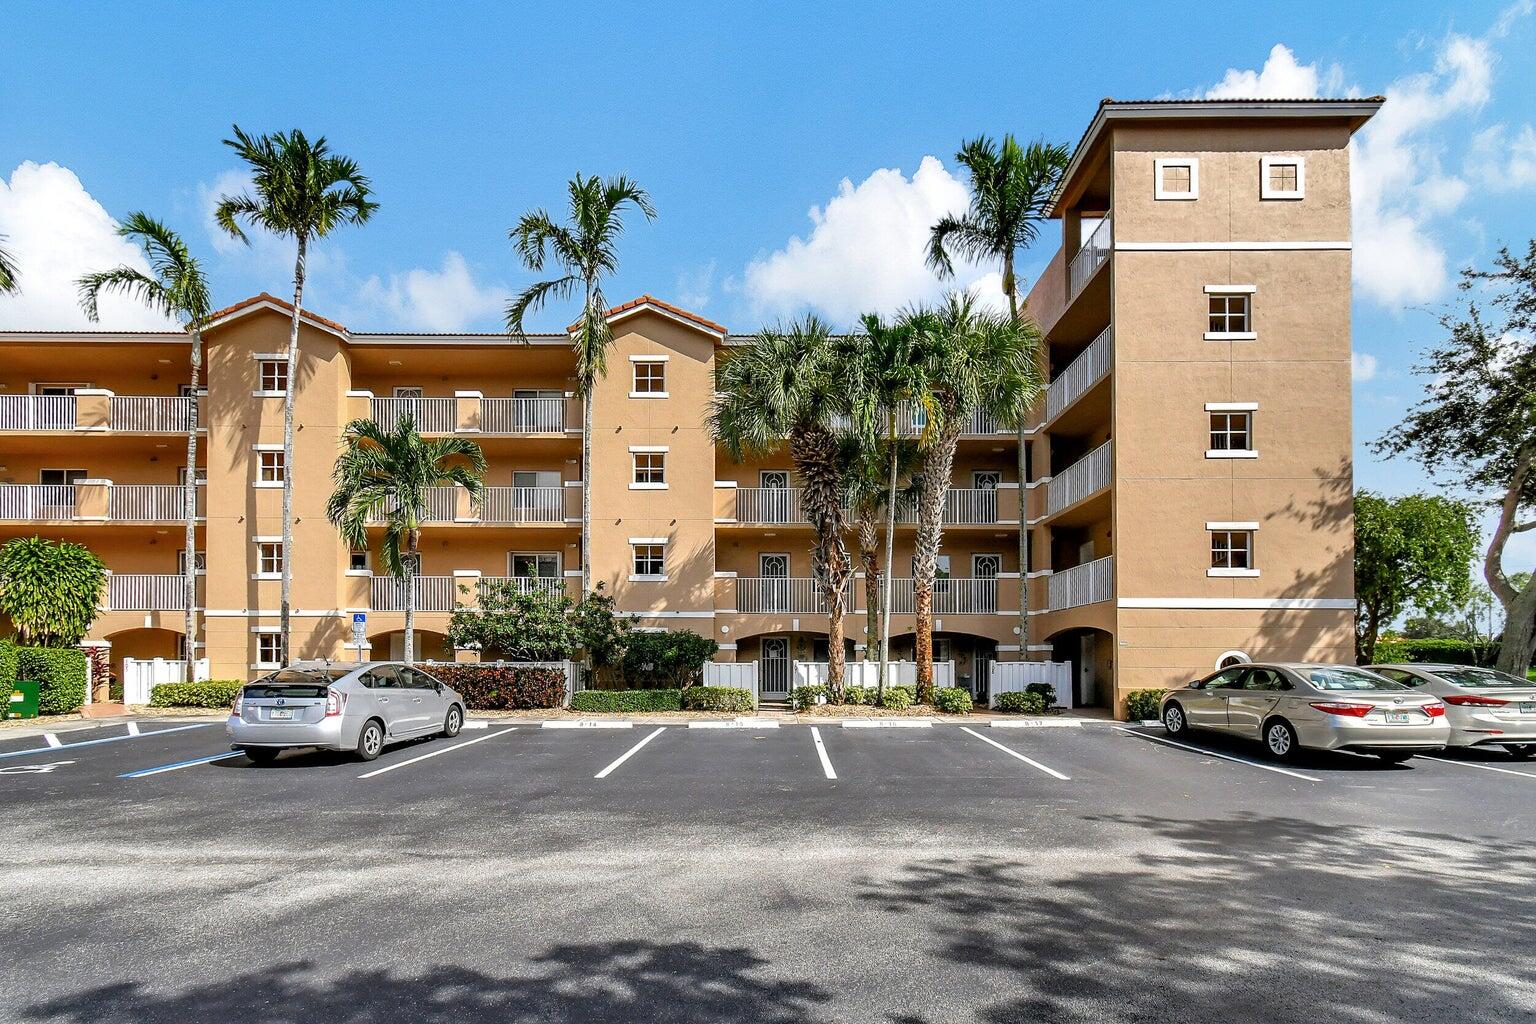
[1444, 694, 1508, 708]
[232, 692, 243, 716]
[1423, 701, 1446, 717]
[1310, 701, 1373, 717]
[325, 689, 345, 717]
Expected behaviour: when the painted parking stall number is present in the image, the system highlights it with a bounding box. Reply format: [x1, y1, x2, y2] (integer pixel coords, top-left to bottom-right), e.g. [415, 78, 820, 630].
[0, 760, 74, 774]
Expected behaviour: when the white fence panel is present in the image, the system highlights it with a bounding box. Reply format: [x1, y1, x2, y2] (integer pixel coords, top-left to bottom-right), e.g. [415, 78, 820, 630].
[703, 662, 759, 707]
[122, 657, 210, 705]
[990, 660, 1074, 708]
[793, 660, 954, 690]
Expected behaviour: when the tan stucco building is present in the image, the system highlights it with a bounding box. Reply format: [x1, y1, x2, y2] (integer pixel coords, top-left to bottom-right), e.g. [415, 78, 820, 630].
[0, 98, 1376, 716]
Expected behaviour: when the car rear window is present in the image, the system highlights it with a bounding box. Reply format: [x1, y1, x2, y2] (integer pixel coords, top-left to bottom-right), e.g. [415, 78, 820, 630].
[1307, 667, 1410, 691]
[1435, 667, 1530, 689]
[243, 683, 329, 699]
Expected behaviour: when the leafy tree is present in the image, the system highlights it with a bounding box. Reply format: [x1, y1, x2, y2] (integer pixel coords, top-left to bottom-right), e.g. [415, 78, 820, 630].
[568, 583, 631, 685]
[710, 317, 856, 699]
[0, 537, 107, 647]
[77, 213, 211, 682]
[0, 233, 18, 294]
[505, 173, 655, 596]
[216, 126, 378, 660]
[448, 578, 579, 661]
[326, 416, 485, 664]
[1353, 492, 1479, 663]
[621, 629, 719, 689]
[1376, 242, 1536, 675]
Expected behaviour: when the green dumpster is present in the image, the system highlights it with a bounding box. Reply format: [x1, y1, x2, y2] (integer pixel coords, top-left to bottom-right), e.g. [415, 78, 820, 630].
[5, 680, 40, 720]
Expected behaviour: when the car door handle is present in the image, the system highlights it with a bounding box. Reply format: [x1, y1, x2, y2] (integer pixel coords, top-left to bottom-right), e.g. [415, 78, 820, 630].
[412, 697, 423, 703]
[379, 697, 390, 703]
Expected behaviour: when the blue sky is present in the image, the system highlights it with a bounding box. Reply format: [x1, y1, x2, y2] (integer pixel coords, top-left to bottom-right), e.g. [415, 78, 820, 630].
[2, 0, 1534, 565]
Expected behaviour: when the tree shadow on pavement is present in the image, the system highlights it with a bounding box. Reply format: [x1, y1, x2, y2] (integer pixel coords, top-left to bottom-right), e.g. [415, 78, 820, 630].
[23, 939, 832, 1024]
[860, 813, 1536, 1024]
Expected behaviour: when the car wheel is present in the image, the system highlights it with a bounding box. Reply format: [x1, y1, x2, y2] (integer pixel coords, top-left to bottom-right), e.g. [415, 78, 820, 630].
[1162, 702, 1189, 737]
[356, 719, 385, 762]
[1505, 743, 1536, 760]
[1375, 750, 1415, 764]
[1263, 719, 1299, 761]
[442, 705, 463, 739]
[244, 747, 281, 765]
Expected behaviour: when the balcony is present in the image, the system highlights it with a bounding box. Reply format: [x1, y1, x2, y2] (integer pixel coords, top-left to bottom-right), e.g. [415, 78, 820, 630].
[0, 482, 202, 523]
[363, 392, 575, 436]
[1044, 326, 1112, 422]
[109, 484, 196, 522]
[1067, 216, 1111, 298]
[370, 396, 458, 434]
[367, 485, 576, 526]
[734, 577, 849, 614]
[0, 393, 198, 434]
[1045, 441, 1111, 518]
[724, 575, 1012, 616]
[725, 486, 1005, 526]
[885, 577, 1003, 615]
[369, 573, 564, 613]
[107, 574, 187, 611]
[1046, 555, 1114, 611]
[0, 484, 76, 520]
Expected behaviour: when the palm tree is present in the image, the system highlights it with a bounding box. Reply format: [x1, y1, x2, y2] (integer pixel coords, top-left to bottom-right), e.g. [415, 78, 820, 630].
[327, 415, 486, 664]
[710, 317, 855, 700]
[77, 214, 211, 683]
[0, 234, 18, 294]
[505, 173, 655, 597]
[927, 134, 1068, 664]
[216, 126, 378, 663]
[909, 293, 1044, 700]
[840, 432, 919, 699]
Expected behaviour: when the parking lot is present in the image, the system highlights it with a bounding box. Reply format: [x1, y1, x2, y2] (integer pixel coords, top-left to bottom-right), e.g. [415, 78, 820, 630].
[3, 716, 1533, 1023]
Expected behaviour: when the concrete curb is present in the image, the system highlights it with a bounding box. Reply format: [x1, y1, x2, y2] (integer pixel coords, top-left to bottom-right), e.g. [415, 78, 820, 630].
[541, 720, 634, 729]
[991, 719, 1084, 729]
[841, 718, 934, 729]
[688, 718, 781, 729]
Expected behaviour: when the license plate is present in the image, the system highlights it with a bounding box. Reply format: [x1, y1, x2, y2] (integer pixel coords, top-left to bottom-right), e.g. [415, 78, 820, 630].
[1381, 712, 1414, 724]
[1521, 703, 1536, 714]
[268, 709, 294, 720]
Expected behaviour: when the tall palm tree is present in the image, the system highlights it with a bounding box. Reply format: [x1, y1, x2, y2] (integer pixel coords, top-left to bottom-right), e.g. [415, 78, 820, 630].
[505, 173, 655, 598]
[840, 431, 919, 699]
[0, 234, 19, 294]
[710, 317, 855, 700]
[927, 134, 1068, 662]
[910, 293, 1044, 700]
[77, 214, 211, 683]
[327, 415, 486, 664]
[216, 126, 378, 663]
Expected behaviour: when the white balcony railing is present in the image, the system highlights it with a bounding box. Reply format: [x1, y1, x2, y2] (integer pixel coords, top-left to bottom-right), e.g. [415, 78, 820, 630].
[477, 576, 565, 599]
[735, 577, 842, 614]
[733, 486, 997, 525]
[831, 405, 1008, 438]
[1068, 215, 1111, 298]
[371, 397, 458, 434]
[480, 397, 566, 434]
[108, 574, 184, 611]
[885, 578, 1000, 615]
[1045, 326, 1113, 422]
[1046, 555, 1114, 612]
[370, 575, 460, 612]
[1045, 440, 1112, 517]
[0, 395, 76, 431]
[109, 484, 191, 522]
[937, 488, 998, 525]
[0, 484, 76, 520]
[480, 486, 565, 524]
[110, 396, 195, 433]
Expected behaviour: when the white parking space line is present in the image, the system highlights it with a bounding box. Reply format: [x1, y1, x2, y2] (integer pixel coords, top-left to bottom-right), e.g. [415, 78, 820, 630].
[358, 728, 516, 779]
[594, 727, 666, 779]
[0, 723, 212, 761]
[810, 727, 837, 779]
[960, 726, 1071, 780]
[126, 722, 141, 736]
[1112, 726, 1321, 782]
[1417, 755, 1536, 780]
[44, 733, 62, 747]
[119, 751, 244, 779]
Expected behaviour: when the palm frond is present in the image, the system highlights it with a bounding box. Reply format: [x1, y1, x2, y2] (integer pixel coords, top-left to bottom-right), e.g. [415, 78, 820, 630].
[0, 234, 19, 295]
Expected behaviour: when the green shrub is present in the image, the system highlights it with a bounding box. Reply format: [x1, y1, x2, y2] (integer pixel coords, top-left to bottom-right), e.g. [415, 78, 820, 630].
[1373, 637, 1486, 666]
[569, 688, 682, 713]
[1025, 682, 1057, 708]
[149, 680, 245, 708]
[621, 630, 719, 689]
[879, 686, 914, 711]
[994, 690, 1045, 714]
[679, 686, 754, 712]
[932, 686, 973, 714]
[1125, 689, 1166, 721]
[426, 664, 566, 710]
[843, 685, 873, 706]
[0, 637, 17, 690]
[790, 684, 828, 710]
[18, 646, 88, 715]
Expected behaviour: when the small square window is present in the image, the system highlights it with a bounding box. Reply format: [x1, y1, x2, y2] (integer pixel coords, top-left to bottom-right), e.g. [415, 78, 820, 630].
[632, 543, 665, 577]
[258, 450, 285, 484]
[1209, 412, 1253, 452]
[349, 550, 370, 572]
[632, 452, 666, 486]
[1207, 293, 1251, 335]
[1154, 158, 1199, 200]
[1260, 155, 1305, 199]
[256, 632, 285, 667]
[1210, 531, 1253, 571]
[258, 360, 288, 393]
[632, 360, 666, 395]
[258, 542, 284, 575]
[178, 550, 207, 574]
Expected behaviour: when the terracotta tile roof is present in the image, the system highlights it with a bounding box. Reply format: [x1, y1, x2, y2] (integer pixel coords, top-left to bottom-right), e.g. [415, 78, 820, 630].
[569, 294, 728, 336]
[206, 292, 350, 334]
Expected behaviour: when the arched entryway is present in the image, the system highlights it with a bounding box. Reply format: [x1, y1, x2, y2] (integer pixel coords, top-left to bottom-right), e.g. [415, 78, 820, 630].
[368, 629, 453, 664]
[1044, 626, 1116, 709]
[103, 627, 186, 695]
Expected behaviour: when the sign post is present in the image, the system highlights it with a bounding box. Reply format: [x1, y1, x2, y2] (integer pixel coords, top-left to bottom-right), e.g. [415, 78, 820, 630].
[352, 612, 367, 663]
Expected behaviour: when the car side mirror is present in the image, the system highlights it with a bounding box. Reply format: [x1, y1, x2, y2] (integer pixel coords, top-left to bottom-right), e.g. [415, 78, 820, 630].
[1280, 681, 1294, 691]
[435, 682, 444, 693]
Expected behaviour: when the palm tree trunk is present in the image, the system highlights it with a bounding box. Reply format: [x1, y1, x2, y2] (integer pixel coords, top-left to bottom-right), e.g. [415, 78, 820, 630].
[182, 327, 202, 685]
[403, 532, 418, 665]
[791, 426, 850, 701]
[879, 416, 898, 700]
[281, 235, 306, 665]
[914, 422, 962, 702]
[1006, 252, 1030, 673]
[580, 284, 595, 600]
[858, 517, 879, 675]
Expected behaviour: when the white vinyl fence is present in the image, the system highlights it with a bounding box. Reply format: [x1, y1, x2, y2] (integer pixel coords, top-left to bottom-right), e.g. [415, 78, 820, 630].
[990, 660, 1073, 708]
[794, 660, 955, 690]
[703, 661, 759, 707]
[122, 657, 210, 705]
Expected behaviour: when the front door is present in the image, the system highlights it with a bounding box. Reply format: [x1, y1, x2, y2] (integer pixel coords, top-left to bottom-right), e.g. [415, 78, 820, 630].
[759, 470, 793, 524]
[760, 637, 791, 698]
[760, 553, 789, 613]
[972, 553, 1001, 613]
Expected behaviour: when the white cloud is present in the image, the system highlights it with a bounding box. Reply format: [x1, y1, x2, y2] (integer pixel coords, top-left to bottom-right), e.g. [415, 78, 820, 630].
[1470, 123, 1536, 189]
[741, 156, 999, 325]
[349, 252, 510, 332]
[1203, 44, 1344, 99]
[675, 260, 717, 311]
[1351, 351, 1379, 381]
[0, 161, 178, 331]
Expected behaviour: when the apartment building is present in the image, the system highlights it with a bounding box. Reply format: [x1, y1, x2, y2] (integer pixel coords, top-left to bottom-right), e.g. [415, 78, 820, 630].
[0, 97, 1375, 716]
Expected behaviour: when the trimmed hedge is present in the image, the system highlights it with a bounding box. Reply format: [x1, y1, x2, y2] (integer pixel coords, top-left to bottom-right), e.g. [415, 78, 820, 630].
[932, 686, 973, 714]
[679, 685, 755, 712]
[621, 630, 719, 688]
[19, 646, 87, 716]
[791, 684, 828, 710]
[1125, 689, 1166, 722]
[1372, 637, 1491, 666]
[1025, 682, 1057, 708]
[570, 688, 682, 713]
[994, 690, 1046, 715]
[0, 637, 18, 691]
[428, 664, 565, 710]
[149, 680, 244, 708]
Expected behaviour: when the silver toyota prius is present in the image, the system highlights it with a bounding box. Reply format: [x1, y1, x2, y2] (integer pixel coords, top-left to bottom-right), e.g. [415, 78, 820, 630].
[226, 661, 465, 763]
[1367, 663, 1536, 758]
[1160, 662, 1448, 763]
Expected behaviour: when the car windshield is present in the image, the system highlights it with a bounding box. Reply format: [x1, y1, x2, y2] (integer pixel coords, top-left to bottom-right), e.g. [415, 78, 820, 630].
[1435, 667, 1531, 689]
[1307, 667, 1409, 691]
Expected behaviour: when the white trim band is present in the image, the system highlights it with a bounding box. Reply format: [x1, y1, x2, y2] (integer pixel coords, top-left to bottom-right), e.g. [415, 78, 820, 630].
[1118, 597, 1354, 610]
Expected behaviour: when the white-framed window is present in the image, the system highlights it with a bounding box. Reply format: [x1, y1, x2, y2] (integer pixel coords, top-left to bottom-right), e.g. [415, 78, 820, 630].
[178, 549, 207, 575]
[256, 541, 284, 576]
[1260, 155, 1305, 200]
[630, 540, 666, 579]
[256, 358, 288, 395]
[1206, 407, 1256, 458]
[348, 549, 370, 573]
[630, 449, 667, 488]
[255, 630, 285, 669]
[39, 468, 87, 486]
[1204, 286, 1255, 341]
[256, 449, 286, 486]
[1154, 158, 1199, 200]
[510, 552, 561, 579]
[1208, 524, 1259, 577]
[630, 356, 667, 398]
